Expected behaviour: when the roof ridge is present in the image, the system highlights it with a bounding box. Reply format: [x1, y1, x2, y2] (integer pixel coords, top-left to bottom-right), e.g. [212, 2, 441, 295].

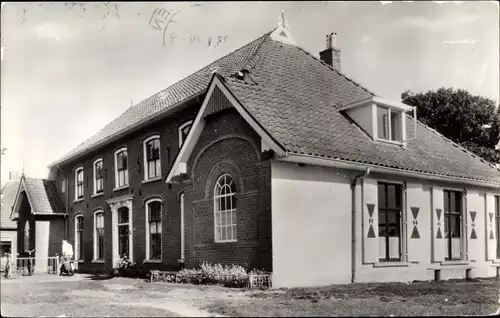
[412, 114, 500, 170]
[291, 44, 376, 97]
[54, 31, 273, 165]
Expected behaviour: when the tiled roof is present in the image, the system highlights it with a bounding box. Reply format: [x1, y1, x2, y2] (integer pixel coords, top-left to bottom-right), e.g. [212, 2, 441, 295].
[50, 31, 272, 167]
[23, 178, 65, 214]
[10, 177, 65, 221]
[224, 36, 500, 184]
[1, 180, 20, 229]
[51, 29, 499, 185]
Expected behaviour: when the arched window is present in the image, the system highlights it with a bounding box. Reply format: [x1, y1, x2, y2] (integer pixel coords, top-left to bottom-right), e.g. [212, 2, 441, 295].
[114, 148, 129, 188]
[93, 210, 105, 260]
[145, 199, 162, 260]
[75, 215, 84, 260]
[24, 220, 30, 252]
[143, 136, 161, 180]
[214, 174, 237, 242]
[93, 159, 104, 195]
[178, 120, 193, 147]
[117, 207, 130, 258]
[75, 167, 84, 200]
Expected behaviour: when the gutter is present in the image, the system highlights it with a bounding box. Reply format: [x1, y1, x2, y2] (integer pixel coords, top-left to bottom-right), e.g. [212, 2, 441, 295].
[279, 153, 500, 189]
[350, 168, 371, 283]
[48, 91, 205, 169]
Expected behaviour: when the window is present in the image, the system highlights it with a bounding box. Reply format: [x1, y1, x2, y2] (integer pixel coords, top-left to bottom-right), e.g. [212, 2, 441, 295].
[214, 174, 237, 242]
[178, 121, 193, 147]
[114, 148, 129, 188]
[143, 136, 161, 180]
[61, 178, 66, 194]
[378, 182, 403, 262]
[75, 167, 84, 200]
[145, 199, 162, 260]
[94, 211, 104, 260]
[75, 215, 84, 261]
[495, 196, 499, 259]
[93, 159, 104, 194]
[444, 190, 462, 261]
[377, 106, 402, 142]
[117, 207, 130, 258]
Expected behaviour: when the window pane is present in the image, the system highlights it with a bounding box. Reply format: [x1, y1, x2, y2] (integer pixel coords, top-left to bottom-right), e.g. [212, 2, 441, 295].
[390, 111, 401, 141]
[387, 185, 397, 209]
[451, 214, 461, 238]
[377, 106, 389, 139]
[150, 222, 156, 234]
[216, 227, 222, 241]
[378, 183, 386, 208]
[231, 195, 236, 209]
[444, 215, 450, 238]
[450, 192, 456, 213]
[388, 225, 399, 237]
[388, 212, 397, 224]
[221, 196, 226, 211]
[232, 225, 237, 240]
[231, 210, 236, 225]
[455, 192, 462, 213]
[379, 224, 386, 237]
[378, 210, 386, 225]
[495, 196, 499, 217]
[215, 213, 221, 226]
[221, 212, 226, 226]
[221, 226, 226, 241]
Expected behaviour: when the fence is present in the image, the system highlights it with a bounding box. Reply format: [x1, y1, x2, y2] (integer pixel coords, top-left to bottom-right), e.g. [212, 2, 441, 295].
[12, 257, 60, 276]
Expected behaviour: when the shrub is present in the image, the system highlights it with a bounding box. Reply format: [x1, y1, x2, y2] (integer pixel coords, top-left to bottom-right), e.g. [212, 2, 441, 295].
[113, 254, 135, 277]
[175, 262, 250, 288]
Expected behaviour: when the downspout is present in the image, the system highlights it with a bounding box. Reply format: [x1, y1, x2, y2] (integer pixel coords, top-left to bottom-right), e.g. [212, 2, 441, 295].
[350, 167, 370, 283]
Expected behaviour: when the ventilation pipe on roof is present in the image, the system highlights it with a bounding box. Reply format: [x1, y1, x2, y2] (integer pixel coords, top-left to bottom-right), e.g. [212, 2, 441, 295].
[319, 32, 341, 72]
[350, 167, 371, 283]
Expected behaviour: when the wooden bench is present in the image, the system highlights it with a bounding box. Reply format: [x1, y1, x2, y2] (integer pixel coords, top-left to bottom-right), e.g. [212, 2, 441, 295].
[426, 263, 476, 282]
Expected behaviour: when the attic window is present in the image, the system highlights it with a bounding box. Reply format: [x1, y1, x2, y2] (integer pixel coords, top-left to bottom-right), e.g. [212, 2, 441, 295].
[377, 106, 402, 142]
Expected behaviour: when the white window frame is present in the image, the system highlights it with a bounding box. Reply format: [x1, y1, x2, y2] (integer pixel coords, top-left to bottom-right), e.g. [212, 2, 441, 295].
[93, 210, 105, 261]
[213, 174, 237, 243]
[375, 106, 403, 143]
[114, 147, 129, 189]
[178, 120, 193, 147]
[117, 206, 131, 259]
[75, 214, 84, 261]
[443, 188, 466, 261]
[93, 158, 104, 195]
[75, 167, 84, 201]
[143, 135, 161, 181]
[145, 198, 162, 261]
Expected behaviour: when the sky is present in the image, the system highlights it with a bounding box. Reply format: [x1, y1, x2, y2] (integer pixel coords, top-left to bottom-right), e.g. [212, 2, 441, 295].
[1, 1, 499, 186]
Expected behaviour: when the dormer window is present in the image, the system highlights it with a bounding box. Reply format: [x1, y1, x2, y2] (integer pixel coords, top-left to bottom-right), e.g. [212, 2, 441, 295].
[377, 106, 402, 142]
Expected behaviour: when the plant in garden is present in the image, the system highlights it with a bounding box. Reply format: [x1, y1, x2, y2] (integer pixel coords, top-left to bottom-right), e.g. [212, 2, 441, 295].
[113, 254, 134, 276]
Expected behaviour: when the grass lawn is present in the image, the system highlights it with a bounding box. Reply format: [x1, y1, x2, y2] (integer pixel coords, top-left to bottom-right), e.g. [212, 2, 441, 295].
[201, 278, 500, 317]
[1, 274, 499, 317]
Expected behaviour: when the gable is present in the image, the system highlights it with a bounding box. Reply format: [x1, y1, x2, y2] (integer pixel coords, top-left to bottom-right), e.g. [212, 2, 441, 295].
[166, 74, 285, 183]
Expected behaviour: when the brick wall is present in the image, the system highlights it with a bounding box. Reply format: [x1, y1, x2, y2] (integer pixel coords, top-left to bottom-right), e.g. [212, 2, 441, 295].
[184, 108, 272, 272]
[54, 100, 272, 273]
[57, 104, 199, 272]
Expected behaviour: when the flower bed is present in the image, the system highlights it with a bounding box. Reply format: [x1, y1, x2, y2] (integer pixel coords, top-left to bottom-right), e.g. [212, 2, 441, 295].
[150, 262, 272, 289]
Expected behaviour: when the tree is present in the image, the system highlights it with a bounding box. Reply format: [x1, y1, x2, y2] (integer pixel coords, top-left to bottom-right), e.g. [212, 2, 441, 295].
[401, 87, 500, 164]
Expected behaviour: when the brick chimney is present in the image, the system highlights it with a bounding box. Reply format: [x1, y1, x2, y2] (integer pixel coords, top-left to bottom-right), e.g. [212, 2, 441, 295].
[319, 33, 341, 71]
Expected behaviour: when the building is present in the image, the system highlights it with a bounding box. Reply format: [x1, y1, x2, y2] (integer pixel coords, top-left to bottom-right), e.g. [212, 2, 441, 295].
[1, 171, 21, 270]
[9, 18, 500, 287]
